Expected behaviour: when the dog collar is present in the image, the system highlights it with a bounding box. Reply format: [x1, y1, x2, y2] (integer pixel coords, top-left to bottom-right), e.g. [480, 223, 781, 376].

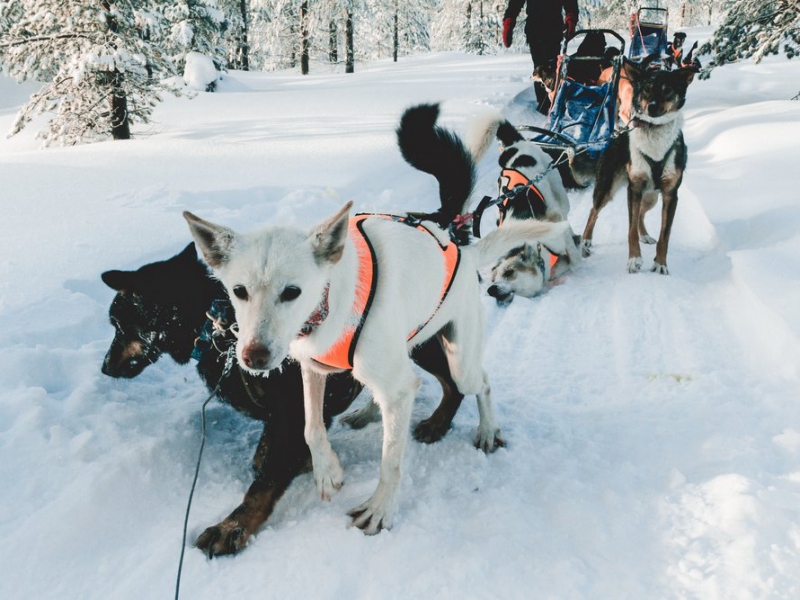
[631, 117, 656, 130]
[298, 284, 331, 337]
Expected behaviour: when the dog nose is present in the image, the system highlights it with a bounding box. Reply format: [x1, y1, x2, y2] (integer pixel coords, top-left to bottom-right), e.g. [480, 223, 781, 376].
[647, 102, 662, 117]
[242, 344, 270, 370]
[487, 285, 500, 298]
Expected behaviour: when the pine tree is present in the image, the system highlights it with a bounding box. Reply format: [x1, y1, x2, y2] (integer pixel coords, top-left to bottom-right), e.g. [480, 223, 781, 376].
[216, 0, 250, 69]
[161, 0, 226, 71]
[1, 0, 179, 145]
[701, 0, 800, 69]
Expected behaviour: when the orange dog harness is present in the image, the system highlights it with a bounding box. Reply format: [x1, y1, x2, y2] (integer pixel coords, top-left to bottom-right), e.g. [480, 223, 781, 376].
[310, 214, 460, 370]
[497, 168, 547, 226]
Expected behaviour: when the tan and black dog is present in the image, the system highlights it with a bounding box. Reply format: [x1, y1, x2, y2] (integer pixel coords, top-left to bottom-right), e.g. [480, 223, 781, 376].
[582, 60, 695, 274]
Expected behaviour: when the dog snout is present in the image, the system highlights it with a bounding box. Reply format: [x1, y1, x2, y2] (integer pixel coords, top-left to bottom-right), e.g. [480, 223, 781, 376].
[487, 285, 514, 307]
[242, 344, 270, 370]
[647, 102, 663, 118]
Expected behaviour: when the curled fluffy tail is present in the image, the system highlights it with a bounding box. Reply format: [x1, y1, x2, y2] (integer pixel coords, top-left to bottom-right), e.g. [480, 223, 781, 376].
[396, 103, 475, 225]
[466, 219, 580, 268]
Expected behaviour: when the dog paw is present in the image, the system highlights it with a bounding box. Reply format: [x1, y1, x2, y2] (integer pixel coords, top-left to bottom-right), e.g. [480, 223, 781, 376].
[640, 234, 656, 245]
[413, 416, 450, 444]
[474, 428, 506, 454]
[340, 400, 381, 429]
[651, 261, 669, 275]
[348, 498, 394, 535]
[313, 451, 344, 500]
[195, 520, 250, 558]
[581, 239, 593, 257]
[627, 257, 643, 273]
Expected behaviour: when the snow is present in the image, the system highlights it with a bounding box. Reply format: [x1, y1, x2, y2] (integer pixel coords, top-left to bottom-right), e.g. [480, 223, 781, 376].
[2, 36, 800, 599]
[183, 51, 220, 92]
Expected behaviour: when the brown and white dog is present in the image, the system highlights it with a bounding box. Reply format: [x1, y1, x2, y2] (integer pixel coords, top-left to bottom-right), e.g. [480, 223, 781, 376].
[582, 60, 696, 274]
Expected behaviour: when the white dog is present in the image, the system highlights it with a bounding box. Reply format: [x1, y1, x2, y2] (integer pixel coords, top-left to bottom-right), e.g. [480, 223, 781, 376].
[185, 203, 575, 533]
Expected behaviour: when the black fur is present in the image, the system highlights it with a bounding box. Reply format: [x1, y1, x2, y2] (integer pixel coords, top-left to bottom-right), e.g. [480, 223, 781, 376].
[101, 243, 464, 557]
[511, 154, 538, 169]
[396, 103, 475, 226]
[499, 147, 519, 165]
[496, 121, 524, 147]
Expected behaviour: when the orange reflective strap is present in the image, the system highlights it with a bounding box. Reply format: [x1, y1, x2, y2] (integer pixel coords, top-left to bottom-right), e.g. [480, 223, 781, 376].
[313, 215, 377, 370]
[498, 169, 546, 226]
[312, 214, 460, 370]
[407, 239, 460, 341]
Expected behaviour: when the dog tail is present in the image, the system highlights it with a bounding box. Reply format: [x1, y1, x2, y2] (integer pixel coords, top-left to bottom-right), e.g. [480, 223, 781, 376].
[396, 103, 475, 224]
[466, 219, 579, 267]
[463, 107, 506, 163]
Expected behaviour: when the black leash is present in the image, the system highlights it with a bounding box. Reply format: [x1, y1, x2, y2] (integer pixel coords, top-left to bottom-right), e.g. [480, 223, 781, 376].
[174, 345, 236, 600]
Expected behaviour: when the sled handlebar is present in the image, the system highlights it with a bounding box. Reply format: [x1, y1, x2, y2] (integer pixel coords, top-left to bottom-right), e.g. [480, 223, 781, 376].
[563, 29, 626, 56]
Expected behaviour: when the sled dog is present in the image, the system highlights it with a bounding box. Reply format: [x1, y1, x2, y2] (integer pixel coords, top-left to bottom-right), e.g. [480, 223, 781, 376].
[582, 60, 696, 274]
[101, 244, 465, 554]
[397, 103, 581, 306]
[184, 201, 575, 534]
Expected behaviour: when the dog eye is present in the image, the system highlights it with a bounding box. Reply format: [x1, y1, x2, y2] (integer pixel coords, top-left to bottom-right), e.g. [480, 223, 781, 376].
[280, 285, 301, 302]
[503, 269, 516, 280]
[233, 285, 249, 301]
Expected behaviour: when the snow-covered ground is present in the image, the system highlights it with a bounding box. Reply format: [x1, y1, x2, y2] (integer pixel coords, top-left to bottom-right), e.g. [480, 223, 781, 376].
[2, 35, 799, 599]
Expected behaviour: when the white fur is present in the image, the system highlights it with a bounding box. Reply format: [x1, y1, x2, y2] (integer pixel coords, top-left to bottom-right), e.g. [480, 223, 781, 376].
[186, 206, 574, 534]
[462, 113, 578, 302]
[630, 113, 684, 163]
[464, 107, 504, 163]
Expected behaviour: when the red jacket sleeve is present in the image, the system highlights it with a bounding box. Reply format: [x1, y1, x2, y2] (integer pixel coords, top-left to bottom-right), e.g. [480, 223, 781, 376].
[563, 0, 579, 23]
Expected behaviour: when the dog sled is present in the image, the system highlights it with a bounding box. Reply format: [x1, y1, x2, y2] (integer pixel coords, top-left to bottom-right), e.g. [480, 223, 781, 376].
[470, 30, 626, 238]
[528, 29, 626, 160]
[628, 7, 669, 63]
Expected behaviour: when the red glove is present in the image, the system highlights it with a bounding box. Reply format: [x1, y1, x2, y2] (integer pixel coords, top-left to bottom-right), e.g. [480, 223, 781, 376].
[502, 17, 515, 48]
[564, 12, 577, 39]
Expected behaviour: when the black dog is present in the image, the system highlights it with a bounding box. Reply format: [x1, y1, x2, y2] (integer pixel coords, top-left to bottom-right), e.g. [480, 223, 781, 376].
[101, 243, 464, 557]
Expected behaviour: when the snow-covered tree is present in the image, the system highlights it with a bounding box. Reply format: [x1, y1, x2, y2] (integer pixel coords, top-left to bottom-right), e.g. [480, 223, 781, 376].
[1, 0, 179, 145]
[161, 0, 226, 70]
[701, 0, 800, 70]
[465, 0, 503, 55]
[223, 0, 250, 69]
[250, 0, 298, 70]
[586, 0, 635, 29]
[358, 0, 433, 60]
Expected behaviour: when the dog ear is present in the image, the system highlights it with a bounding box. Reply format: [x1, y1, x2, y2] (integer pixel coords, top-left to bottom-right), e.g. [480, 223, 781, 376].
[310, 201, 352, 265]
[496, 121, 524, 147]
[177, 242, 198, 263]
[520, 243, 532, 263]
[673, 67, 696, 86]
[623, 57, 645, 83]
[101, 269, 136, 292]
[183, 212, 237, 269]
[520, 243, 537, 263]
